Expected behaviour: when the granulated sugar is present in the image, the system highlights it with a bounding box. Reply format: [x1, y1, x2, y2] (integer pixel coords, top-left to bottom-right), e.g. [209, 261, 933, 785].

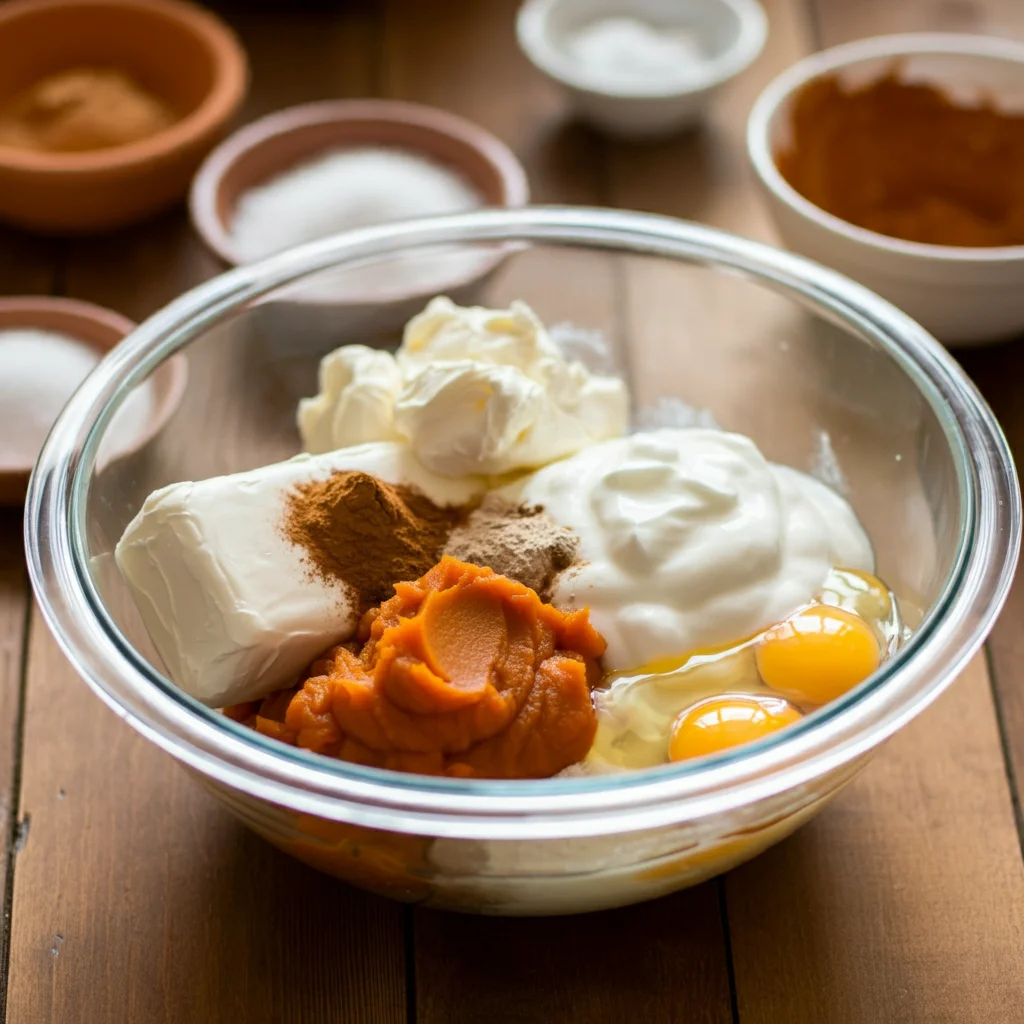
[0, 329, 100, 468]
[565, 17, 707, 91]
[230, 147, 485, 300]
[0, 327, 156, 470]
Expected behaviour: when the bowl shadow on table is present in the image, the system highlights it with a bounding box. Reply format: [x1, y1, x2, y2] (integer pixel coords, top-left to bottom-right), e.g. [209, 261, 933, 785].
[134, 792, 406, 1014]
[174, 782, 729, 1017]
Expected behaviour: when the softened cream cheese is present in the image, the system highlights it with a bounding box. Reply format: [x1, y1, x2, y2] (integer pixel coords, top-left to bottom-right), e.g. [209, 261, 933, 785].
[114, 442, 485, 708]
[298, 297, 630, 476]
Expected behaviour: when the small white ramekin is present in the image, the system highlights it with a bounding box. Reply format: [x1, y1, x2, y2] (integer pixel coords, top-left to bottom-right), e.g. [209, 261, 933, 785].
[517, 0, 768, 139]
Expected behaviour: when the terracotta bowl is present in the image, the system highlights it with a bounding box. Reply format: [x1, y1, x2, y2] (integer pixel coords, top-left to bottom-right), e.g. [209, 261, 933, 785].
[0, 0, 248, 234]
[189, 99, 530, 343]
[0, 296, 187, 504]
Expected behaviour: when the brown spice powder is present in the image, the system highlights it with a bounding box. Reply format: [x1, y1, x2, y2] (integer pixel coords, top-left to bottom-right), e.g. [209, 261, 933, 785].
[776, 72, 1024, 247]
[282, 471, 466, 610]
[443, 495, 579, 600]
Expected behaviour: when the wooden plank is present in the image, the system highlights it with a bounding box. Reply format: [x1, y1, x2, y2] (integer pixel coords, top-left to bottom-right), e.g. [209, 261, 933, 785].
[810, 0, 1024, 39]
[5, 11, 408, 1024]
[728, 658, 1024, 1023]
[382, 1, 733, 1021]
[0, 512, 30, 1017]
[0, 233, 59, 1015]
[958, 339, 1024, 841]
[715, 2, 1024, 1021]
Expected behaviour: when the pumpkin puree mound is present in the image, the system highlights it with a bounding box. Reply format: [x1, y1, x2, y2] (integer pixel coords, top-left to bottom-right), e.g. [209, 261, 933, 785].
[245, 558, 605, 779]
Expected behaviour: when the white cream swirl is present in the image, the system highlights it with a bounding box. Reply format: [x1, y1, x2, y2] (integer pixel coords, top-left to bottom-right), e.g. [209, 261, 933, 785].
[297, 297, 630, 476]
[507, 428, 874, 671]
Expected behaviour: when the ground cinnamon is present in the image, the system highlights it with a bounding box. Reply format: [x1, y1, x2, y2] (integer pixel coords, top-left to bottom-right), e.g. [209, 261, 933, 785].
[0, 68, 176, 153]
[776, 72, 1024, 247]
[282, 471, 466, 610]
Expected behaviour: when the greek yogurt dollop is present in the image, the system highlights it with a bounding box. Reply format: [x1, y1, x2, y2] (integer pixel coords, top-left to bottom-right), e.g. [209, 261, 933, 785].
[508, 428, 874, 672]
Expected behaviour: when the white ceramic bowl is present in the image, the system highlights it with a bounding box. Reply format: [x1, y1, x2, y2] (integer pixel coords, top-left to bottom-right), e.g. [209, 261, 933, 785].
[517, 0, 767, 139]
[748, 33, 1024, 348]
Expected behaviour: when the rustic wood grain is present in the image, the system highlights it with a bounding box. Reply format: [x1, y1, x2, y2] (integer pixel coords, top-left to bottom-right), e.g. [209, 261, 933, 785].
[0, 234, 59, 1016]
[4, 11, 407, 1024]
[0, 512, 30, 1019]
[810, 0, 1024, 38]
[728, 659, 1024, 1023]
[957, 337, 1024, 844]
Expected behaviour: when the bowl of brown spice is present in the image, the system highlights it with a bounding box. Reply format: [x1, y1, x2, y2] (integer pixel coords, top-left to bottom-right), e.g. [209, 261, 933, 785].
[0, 0, 248, 233]
[748, 33, 1024, 347]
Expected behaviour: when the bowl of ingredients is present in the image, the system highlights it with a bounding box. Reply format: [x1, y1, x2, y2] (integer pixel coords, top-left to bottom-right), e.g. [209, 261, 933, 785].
[748, 33, 1024, 347]
[26, 207, 1018, 914]
[0, 296, 185, 504]
[190, 99, 529, 342]
[517, 0, 767, 138]
[0, 0, 247, 233]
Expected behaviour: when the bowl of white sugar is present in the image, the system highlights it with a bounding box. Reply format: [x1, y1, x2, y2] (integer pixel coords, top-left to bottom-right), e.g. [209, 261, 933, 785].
[517, 0, 768, 138]
[0, 297, 187, 504]
[190, 99, 529, 343]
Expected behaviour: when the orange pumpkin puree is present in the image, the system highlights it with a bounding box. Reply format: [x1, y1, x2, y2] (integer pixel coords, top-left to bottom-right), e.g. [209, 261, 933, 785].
[230, 558, 605, 779]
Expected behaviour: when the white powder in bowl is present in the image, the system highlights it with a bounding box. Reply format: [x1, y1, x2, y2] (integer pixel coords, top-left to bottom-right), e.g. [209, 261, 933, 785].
[0, 329, 100, 468]
[230, 147, 487, 301]
[96, 378, 156, 469]
[565, 17, 707, 90]
[0, 327, 156, 471]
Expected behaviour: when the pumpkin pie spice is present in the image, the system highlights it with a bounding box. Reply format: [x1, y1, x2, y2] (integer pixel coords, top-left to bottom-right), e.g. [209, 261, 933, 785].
[776, 72, 1024, 247]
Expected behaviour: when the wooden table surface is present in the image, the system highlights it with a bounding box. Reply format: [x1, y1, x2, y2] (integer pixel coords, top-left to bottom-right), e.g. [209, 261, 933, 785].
[2, 0, 1024, 1021]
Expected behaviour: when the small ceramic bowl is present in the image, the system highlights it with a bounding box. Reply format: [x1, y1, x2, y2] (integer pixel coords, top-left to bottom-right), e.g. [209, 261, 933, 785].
[748, 33, 1024, 347]
[0, 296, 186, 504]
[189, 98, 529, 343]
[516, 0, 767, 139]
[0, 0, 248, 234]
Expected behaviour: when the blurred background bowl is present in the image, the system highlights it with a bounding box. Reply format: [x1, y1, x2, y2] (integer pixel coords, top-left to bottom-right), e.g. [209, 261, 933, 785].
[0, 295, 186, 504]
[0, 0, 248, 234]
[189, 99, 530, 347]
[748, 33, 1024, 348]
[516, 0, 767, 139]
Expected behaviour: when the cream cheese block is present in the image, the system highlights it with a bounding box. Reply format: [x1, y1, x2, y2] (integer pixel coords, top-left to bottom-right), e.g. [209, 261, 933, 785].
[115, 442, 485, 708]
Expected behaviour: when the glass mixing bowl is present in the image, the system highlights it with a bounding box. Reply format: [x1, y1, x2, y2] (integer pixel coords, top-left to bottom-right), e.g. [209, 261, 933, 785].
[26, 208, 1019, 915]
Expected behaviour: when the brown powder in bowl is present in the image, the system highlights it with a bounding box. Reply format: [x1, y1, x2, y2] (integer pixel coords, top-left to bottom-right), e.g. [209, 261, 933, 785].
[282, 470, 467, 610]
[443, 494, 580, 599]
[0, 68, 177, 153]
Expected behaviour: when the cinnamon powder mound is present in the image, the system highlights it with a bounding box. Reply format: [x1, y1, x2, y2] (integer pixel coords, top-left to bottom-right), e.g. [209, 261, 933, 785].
[282, 470, 466, 610]
[776, 72, 1024, 247]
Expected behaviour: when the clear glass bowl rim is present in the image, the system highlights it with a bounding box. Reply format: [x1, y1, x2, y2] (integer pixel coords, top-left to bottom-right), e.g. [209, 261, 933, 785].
[24, 206, 1020, 840]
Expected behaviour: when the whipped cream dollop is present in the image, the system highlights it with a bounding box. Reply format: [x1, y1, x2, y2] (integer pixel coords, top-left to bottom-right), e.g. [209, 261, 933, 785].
[115, 442, 486, 707]
[298, 297, 630, 476]
[297, 346, 401, 452]
[506, 428, 874, 672]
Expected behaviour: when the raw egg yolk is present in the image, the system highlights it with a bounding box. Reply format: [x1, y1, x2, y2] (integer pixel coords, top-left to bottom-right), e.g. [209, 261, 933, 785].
[668, 694, 802, 761]
[755, 605, 880, 707]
